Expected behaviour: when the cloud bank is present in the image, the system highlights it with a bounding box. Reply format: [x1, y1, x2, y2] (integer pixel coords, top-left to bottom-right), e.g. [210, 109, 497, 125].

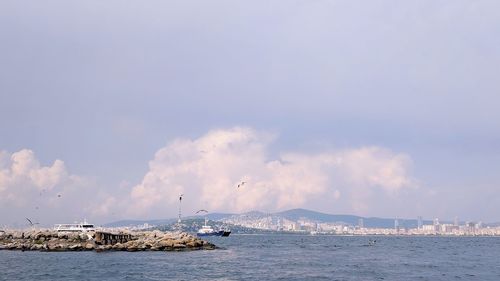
[0, 149, 88, 226]
[125, 127, 416, 217]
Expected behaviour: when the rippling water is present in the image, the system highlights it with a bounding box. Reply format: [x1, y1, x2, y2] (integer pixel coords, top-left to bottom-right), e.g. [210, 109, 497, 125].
[1, 235, 500, 280]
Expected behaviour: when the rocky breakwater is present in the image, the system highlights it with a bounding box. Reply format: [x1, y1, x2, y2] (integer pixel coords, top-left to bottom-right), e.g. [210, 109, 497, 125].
[0, 229, 216, 252]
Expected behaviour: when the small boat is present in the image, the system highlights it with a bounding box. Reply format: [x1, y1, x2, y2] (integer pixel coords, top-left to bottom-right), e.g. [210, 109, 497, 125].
[196, 217, 231, 237]
[197, 225, 225, 237]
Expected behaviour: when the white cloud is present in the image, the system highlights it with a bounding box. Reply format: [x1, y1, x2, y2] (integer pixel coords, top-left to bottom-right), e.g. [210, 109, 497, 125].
[125, 127, 416, 217]
[0, 149, 90, 226]
[0, 149, 70, 196]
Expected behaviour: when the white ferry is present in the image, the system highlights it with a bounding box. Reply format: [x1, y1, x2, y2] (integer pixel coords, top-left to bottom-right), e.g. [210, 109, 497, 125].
[53, 220, 95, 232]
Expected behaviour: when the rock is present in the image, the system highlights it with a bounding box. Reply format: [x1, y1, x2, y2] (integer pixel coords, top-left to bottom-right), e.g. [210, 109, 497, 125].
[112, 243, 124, 250]
[124, 241, 139, 251]
[186, 241, 202, 248]
[85, 243, 94, 250]
[79, 233, 89, 241]
[30, 244, 43, 251]
[32, 231, 42, 240]
[173, 243, 186, 249]
[158, 240, 174, 248]
[96, 245, 112, 252]
[69, 244, 82, 250]
[203, 243, 216, 250]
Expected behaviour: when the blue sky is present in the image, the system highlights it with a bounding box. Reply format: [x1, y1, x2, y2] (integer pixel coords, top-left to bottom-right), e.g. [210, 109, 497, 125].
[1, 1, 499, 225]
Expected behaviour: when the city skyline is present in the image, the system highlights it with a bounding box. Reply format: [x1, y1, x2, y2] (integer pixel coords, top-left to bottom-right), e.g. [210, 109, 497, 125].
[100, 207, 500, 237]
[1, 1, 500, 224]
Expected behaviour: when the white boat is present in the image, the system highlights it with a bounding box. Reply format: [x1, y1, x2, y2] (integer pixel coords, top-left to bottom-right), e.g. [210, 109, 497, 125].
[196, 218, 230, 237]
[54, 219, 95, 232]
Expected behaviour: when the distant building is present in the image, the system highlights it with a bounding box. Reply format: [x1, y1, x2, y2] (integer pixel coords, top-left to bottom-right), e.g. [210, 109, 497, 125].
[467, 222, 476, 233]
[440, 224, 458, 233]
[417, 216, 423, 230]
[433, 218, 440, 232]
[358, 218, 364, 229]
[293, 222, 301, 231]
[422, 225, 435, 232]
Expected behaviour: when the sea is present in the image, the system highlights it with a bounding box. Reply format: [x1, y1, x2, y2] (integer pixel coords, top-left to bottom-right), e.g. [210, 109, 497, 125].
[1, 234, 500, 281]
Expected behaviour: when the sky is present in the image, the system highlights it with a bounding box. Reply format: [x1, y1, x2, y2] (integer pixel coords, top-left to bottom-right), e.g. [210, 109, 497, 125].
[1, 0, 500, 226]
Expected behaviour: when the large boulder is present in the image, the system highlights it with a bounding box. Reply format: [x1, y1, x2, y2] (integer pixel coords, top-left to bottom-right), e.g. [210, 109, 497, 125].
[30, 244, 42, 251]
[57, 232, 68, 239]
[186, 240, 202, 248]
[112, 243, 125, 250]
[68, 244, 82, 251]
[79, 233, 90, 241]
[158, 239, 175, 248]
[173, 243, 186, 249]
[84, 243, 95, 250]
[32, 231, 43, 240]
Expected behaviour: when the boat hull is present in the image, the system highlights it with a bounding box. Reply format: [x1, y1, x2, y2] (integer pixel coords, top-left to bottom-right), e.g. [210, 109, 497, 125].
[197, 230, 231, 237]
[197, 230, 225, 237]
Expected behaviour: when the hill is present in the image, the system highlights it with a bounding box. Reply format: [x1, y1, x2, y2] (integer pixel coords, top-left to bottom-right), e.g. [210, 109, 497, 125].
[104, 208, 433, 229]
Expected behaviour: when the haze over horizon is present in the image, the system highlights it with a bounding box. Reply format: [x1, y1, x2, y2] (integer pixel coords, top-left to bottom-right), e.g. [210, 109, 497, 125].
[1, 1, 500, 226]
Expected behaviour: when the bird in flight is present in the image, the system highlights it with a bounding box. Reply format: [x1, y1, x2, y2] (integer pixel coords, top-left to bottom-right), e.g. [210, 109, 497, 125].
[237, 181, 246, 188]
[26, 218, 39, 227]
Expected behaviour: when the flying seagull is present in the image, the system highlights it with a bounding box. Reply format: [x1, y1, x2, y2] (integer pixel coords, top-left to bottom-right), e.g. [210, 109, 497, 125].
[237, 181, 246, 188]
[26, 218, 39, 227]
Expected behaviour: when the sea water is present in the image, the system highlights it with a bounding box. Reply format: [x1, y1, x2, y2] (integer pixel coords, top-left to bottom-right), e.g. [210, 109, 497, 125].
[1, 235, 499, 280]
